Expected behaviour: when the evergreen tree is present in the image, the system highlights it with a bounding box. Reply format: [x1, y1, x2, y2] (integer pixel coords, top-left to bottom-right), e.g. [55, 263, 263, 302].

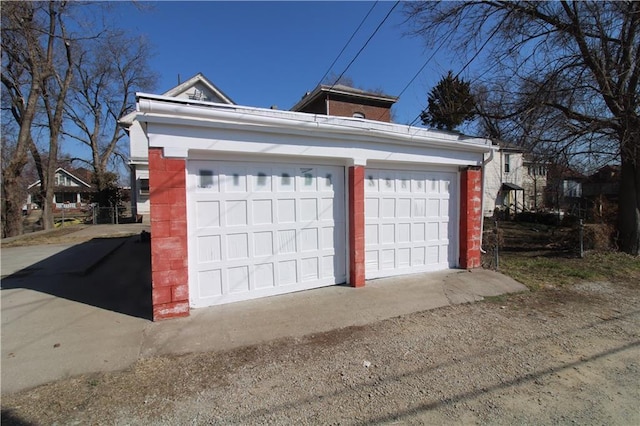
[421, 71, 475, 131]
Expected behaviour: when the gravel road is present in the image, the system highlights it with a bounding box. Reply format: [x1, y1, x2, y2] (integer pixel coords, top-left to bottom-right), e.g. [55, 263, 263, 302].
[2, 279, 639, 425]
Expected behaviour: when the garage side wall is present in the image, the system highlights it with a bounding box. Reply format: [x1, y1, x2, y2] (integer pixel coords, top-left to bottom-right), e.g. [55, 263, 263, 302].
[149, 147, 190, 320]
[459, 166, 483, 268]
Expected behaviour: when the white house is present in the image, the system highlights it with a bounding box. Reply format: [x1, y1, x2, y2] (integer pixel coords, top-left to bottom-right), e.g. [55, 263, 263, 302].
[483, 141, 527, 217]
[522, 154, 548, 211]
[126, 92, 493, 320]
[119, 73, 235, 222]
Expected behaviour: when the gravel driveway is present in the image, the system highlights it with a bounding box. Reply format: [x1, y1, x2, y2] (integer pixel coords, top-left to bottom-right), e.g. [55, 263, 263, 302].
[2, 279, 639, 425]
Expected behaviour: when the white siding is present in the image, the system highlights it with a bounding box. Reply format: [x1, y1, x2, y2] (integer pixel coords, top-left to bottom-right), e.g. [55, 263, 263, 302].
[483, 150, 526, 216]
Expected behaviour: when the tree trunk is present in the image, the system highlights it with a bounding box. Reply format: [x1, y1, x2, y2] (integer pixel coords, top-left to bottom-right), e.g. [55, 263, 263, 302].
[2, 171, 25, 238]
[617, 135, 640, 255]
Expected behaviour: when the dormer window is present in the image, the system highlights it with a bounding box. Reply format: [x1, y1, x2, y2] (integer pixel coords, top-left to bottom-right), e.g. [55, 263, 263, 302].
[352, 112, 365, 119]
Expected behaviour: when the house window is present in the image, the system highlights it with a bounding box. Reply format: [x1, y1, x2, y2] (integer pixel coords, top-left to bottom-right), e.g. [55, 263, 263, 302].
[504, 154, 511, 173]
[55, 174, 71, 186]
[139, 178, 150, 195]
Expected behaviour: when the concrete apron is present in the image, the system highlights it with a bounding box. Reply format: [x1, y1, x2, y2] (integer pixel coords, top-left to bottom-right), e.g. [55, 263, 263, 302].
[144, 269, 527, 358]
[1, 236, 527, 393]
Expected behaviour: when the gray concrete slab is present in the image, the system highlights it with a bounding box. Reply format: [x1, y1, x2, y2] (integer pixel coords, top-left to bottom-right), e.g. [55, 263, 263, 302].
[1, 239, 126, 277]
[1, 232, 527, 394]
[141, 269, 527, 358]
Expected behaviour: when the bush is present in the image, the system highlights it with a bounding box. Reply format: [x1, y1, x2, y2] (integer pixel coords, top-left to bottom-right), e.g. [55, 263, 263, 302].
[568, 223, 615, 251]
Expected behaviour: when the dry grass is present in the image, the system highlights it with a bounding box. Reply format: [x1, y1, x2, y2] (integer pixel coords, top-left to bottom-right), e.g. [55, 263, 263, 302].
[484, 221, 640, 291]
[1, 225, 89, 247]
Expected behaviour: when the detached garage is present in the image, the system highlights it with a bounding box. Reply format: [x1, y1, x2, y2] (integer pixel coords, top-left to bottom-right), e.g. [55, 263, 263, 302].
[131, 94, 491, 320]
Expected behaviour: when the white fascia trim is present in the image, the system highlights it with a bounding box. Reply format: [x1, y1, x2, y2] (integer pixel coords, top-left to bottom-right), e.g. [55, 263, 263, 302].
[135, 94, 493, 154]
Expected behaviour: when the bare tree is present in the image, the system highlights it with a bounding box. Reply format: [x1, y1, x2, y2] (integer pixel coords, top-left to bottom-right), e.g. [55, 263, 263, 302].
[64, 32, 157, 204]
[406, 1, 640, 254]
[1, 1, 72, 235]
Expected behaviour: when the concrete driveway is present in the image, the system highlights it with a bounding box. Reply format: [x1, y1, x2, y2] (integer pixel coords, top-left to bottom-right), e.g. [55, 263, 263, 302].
[1, 228, 527, 394]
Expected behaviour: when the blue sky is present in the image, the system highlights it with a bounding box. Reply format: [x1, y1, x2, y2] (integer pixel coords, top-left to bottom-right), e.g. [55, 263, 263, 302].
[114, 1, 478, 126]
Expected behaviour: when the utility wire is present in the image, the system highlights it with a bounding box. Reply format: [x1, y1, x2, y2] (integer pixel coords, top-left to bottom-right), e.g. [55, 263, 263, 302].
[454, 14, 504, 80]
[316, 1, 379, 88]
[374, 23, 454, 123]
[409, 13, 505, 127]
[329, 1, 400, 90]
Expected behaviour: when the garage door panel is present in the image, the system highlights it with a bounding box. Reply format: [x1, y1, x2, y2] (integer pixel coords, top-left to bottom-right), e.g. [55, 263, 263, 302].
[365, 224, 378, 245]
[409, 223, 424, 242]
[277, 260, 297, 285]
[254, 263, 275, 289]
[253, 231, 274, 257]
[189, 160, 346, 308]
[382, 224, 395, 244]
[365, 168, 457, 279]
[366, 250, 379, 272]
[221, 165, 248, 192]
[196, 201, 221, 228]
[196, 167, 219, 191]
[398, 248, 411, 267]
[225, 200, 248, 226]
[198, 269, 222, 297]
[398, 223, 411, 243]
[197, 235, 222, 263]
[277, 229, 297, 253]
[252, 199, 273, 224]
[412, 247, 425, 266]
[300, 198, 318, 221]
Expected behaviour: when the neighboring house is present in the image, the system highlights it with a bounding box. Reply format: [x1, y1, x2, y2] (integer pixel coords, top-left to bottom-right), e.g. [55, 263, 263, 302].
[119, 73, 235, 222]
[27, 167, 95, 211]
[545, 165, 585, 213]
[126, 92, 492, 320]
[583, 165, 619, 200]
[522, 154, 548, 211]
[291, 84, 398, 122]
[582, 165, 620, 219]
[482, 141, 527, 217]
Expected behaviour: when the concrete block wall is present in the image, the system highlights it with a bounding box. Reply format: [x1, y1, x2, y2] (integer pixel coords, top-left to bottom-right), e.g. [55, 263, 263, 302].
[348, 166, 365, 287]
[459, 166, 483, 268]
[148, 148, 189, 320]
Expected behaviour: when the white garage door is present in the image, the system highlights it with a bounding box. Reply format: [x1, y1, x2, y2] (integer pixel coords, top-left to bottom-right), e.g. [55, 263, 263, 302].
[188, 160, 346, 308]
[364, 168, 457, 279]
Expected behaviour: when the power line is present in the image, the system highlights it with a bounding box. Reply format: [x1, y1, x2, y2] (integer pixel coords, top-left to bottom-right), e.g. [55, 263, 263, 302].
[316, 1, 379, 88]
[409, 13, 506, 128]
[374, 24, 454, 123]
[454, 15, 504, 80]
[329, 1, 400, 90]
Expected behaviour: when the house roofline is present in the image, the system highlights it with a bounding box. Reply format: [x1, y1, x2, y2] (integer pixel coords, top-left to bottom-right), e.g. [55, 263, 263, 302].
[135, 93, 493, 155]
[119, 72, 235, 128]
[27, 167, 93, 189]
[291, 84, 399, 112]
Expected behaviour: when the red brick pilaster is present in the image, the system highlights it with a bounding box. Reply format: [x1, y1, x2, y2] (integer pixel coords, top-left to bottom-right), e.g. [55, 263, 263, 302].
[459, 166, 483, 269]
[149, 148, 189, 320]
[348, 165, 365, 287]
